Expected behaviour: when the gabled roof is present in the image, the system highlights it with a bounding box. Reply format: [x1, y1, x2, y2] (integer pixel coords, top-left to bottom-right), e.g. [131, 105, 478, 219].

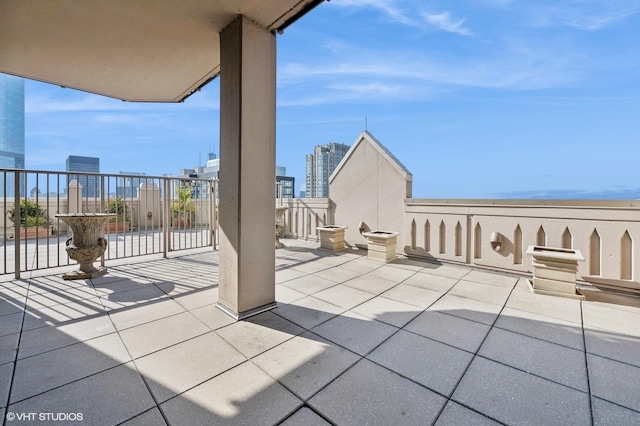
[0, 0, 324, 102]
[329, 130, 413, 184]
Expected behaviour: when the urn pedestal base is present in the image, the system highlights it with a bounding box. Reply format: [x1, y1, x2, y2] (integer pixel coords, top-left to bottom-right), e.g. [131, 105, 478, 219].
[56, 213, 115, 280]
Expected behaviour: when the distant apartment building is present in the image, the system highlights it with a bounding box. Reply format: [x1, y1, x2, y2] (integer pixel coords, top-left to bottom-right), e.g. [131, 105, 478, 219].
[0, 73, 25, 197]
[305, 142, 349, 198]
[116, 171, 147, 198]
[276, 166, 295, 199]
[66, 155, 100, 197]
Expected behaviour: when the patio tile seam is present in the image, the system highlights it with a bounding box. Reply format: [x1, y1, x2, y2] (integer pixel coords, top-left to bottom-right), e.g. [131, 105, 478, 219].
[0, 302, 26, 318]
[102, 304, 188, 332]
[288, 345, 505, 426]
[101, 314, 211, 426]
[440, 292, 511, 308]
[271, 302, 346, 332]
[582, 322, 640, 341]
[269, 346, 368, 405]
[473, 353, 590, 395]
[3, 280, 35, 412]
[584, 351, 640, 370]
[580, 301, 595, 425]
[275, 403, 338, 426]
[214, 321, 306, 361]
[362, 352, 461, 401]
[23, 292, 101, 308]
[247, 357, 330, 404]
[398, 327, 480, 357]
[340, 281, 398, 297]
[183, 305, 232, 333]
[502, 303, 583, 326]
[150, 358, 254, 405]
[2, 311, 25, 414]
[163, 283, 218, 301]
[400, 281, 460, 294]
[7, 358, 137, 408]
[590, 395, 640, 416]
[338, 270, 431, 302]
[490, 321, 588, 354]
[123, 328, 214, 362]
[19, 308, 111, 333]
[280, 279, 344, 298]
[454, 277, 519, 291]
[430, 281, 518, 424]
[23, 295, 106, 315]
[443, 399, 510, 426]
[14, 330, 123, 362]
[115, 407, 166, 426]
[19, 284, 99, 299]
[417, 264, 473, 280]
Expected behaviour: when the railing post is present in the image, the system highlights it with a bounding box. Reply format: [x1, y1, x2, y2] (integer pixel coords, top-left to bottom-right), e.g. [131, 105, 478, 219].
[14, 171, 20, 279]
[100, 175, 106, 267]
[162, 178, 170, 257]
[210, 180, 216, 250]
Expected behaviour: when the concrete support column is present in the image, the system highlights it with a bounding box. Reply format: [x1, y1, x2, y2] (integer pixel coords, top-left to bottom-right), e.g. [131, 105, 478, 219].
[216, 16, 277, 320]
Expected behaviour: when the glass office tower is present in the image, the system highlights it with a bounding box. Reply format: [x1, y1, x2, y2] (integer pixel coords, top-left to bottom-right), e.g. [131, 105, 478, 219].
[66, 155, 100, 197]
[0, 73, 25, 198]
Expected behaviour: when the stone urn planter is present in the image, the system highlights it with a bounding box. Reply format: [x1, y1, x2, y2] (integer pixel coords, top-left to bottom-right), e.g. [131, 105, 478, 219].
[275, 206, 288, 249]
[316, 225, 348, 252]
[526, 245, 585, 299]
[56, 213, 115, 280]
[362, 230, 399, 263]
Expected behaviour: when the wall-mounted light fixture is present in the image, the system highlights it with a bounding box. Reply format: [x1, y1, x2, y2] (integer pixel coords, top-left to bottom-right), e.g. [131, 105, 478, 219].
[490, 231, 503, 252]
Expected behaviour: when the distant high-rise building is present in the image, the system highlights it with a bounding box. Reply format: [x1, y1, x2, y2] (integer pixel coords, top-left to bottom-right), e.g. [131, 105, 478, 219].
[305, 142, 349, 198]
[66, 155, 100, 197]
[276, 166, 295, 199]
[116, 171, 147, 198]
[0, 74, 25, 197]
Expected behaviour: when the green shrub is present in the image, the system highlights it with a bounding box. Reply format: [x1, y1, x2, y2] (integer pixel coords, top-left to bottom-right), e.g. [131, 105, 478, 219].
[106, 197, 130, 222]
[7, 199, 52, 227]
[171, 186, 195, 219]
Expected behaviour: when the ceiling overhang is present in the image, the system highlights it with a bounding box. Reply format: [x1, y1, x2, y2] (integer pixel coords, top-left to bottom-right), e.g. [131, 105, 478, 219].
[0, 0, 323, 102]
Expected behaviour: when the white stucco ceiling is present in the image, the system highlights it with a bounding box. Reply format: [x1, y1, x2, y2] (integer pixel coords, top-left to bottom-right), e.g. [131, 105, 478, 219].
[0, 0, 322, 102]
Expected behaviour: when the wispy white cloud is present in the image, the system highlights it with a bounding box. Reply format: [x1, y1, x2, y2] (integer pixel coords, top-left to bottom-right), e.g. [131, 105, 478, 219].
[523, 1, 640, 30]
[280, 44, 582, 95]
[333, 0, 474, 36]
[421, 11, 473, 36]
[333, 0, 413, 25]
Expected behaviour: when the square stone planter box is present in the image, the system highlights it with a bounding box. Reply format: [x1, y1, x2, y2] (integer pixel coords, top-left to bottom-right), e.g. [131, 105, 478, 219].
[316, 225, 347, 252]
[362, 230, 399, 263]
[10, 226, 54, 240]
[526, 245, 585, 299]
[104, 222, 130, 233]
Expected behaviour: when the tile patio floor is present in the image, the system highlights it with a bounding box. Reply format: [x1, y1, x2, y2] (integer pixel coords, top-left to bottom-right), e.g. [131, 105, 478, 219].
[1, 239, 639, 425]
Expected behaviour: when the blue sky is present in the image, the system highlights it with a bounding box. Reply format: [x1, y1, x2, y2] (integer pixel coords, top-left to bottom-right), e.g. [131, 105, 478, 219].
[23, 0, 640, 198]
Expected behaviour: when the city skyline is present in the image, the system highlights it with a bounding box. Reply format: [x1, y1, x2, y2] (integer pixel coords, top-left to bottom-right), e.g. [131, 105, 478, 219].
[13, 1, 640, 198]
[0, 74, 25, 197]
